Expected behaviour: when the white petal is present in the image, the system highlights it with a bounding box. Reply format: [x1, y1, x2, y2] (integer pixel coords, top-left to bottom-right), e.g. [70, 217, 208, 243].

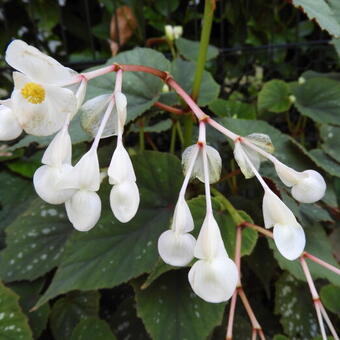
[233, 142, 260, 179]
[273, 222, 306, 260]
[6, 40, 77, 85]
[42, 128, 72, 166]
[291, 170, 326, 203]
[262, 189, 296, 229]
[188, 257, 238, 303]
[194, 214, 228, 260]
[80, 94, 118, 138]
[0, 104, 22, 141]
[12, 73, 77, 136]
[274, 162, 301, 187]
[182, 144, 222, 184]
[171, 196, 194, 233]
[158, 230, 196, 266]
[69, 150, 101, 191]
[245, 133, 274, 155]
[110, 181, 140, 223]
[173, 26, 183, 39]
[114, 91, 127, 133]
[33, 165, 75, 204]
[65, 190, 101, 231]
[165, 25, 174, 40]
[75, 79, 87, 110]
[108, 141, 136, 184]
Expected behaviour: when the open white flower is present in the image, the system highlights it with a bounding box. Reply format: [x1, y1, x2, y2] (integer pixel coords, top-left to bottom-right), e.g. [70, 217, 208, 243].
[6, 40, 78, 136]
[108, 139, 140, 223]
[182, 144, 222, 184]
[263, 189, 306, 260]
[158, 196, 196, 266]
[0, 102, 22, 141]
[188, 214, 238, 303]
[274, 162, 326, 203]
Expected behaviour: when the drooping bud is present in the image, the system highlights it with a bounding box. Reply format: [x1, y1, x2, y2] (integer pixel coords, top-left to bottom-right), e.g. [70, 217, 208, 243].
[0, 103, 22, 141]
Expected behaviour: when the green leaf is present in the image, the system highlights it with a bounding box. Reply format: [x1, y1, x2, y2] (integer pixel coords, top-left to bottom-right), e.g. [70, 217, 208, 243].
[155, 0, 179, 16]
[35, 151, 182, 307]
[50, 291, 100, 340]
[71, 318, 116, 340]
[293, 77, 340, 125]
[9, 279, 49, 338]
[175, 38, 219, 62]
[320, 124, 340, 163]
[268, 223, 340, 286]
[208, 98, 256, 119]
[85, 48, 170, 124]
[0, 199, 73, 282]
[0, 281, 33, 340]
[309, 149, 340, 178]
[291, 0, 340, 37]
[258, 79, 291, 113]
[130, 119, 172, 133]
[171, 59, 220, 106]
[320, 284, 340, 314]
[133, 269, 226, 340]
[273, 335, 290, 340]
[275, 273, 318, 339]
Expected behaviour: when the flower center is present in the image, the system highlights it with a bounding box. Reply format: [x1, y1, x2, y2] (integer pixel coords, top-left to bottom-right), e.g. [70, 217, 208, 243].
[21, 82, 46, 104]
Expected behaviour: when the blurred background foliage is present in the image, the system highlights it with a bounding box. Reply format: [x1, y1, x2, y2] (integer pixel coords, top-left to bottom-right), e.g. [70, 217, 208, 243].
[0, 0, 339, 339]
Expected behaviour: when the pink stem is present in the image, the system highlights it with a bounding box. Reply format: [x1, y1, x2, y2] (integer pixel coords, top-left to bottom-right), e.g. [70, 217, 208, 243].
[225, 290, 238, 340]
[319, 303, 339, 340]
[304, 252, 340, 275]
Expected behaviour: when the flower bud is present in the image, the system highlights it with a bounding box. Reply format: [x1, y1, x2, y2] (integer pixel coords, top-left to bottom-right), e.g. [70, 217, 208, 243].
[173, 26, 183, 40]
[65, 190, 101, 231]
[188, 257, 238, 303]
[114, 91, 127, 134]
[33, 164, 75, 204]
[171, 196, 194, 233]
[182, 144, 222, 184]
[158, 230, 196, 267]
[0, 104, 22, 141]
[110, 181, 140, 223]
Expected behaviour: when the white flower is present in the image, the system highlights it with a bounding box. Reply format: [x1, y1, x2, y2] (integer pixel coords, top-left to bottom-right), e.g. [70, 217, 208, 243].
[108, 140, 140, 223]
[274, 162, 326, 203]
[188, 214, 238, 303]
[6, 40, 78, 136]
[182, 144, 222, 184]
[262, 189, 305, 260]
[164, 25, 183, 41]
[157, 196, 196, 266]
[0, 102, 22, 141]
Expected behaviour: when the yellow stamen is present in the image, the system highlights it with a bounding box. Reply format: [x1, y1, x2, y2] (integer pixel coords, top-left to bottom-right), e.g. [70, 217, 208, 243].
[21, 82, 45, 104]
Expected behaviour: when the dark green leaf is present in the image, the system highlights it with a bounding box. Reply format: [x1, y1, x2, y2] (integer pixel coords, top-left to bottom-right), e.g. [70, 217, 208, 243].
[320, 124, 340, 163]
[175, 38, 219, 62]
[71, 317, 116, 340]
[36, 151, 182, 307]
[133, 270, 226, 340]
[50, 291, 100, 340]
[309, 149, 340, 178]
[320, 284, 340, 314]
[155, 0, 179, 16]
[0, 281, 33, 340]
[258, 79, 291, 113]
[209, 98, 256, 119]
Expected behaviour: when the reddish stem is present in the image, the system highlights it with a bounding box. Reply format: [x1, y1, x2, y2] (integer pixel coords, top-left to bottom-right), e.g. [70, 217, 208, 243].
[303, 252, 340, 275]
[153, 101, 188, 115]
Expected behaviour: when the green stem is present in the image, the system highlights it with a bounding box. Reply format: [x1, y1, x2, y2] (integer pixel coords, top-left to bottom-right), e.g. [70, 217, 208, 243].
[183, 0, 215, 147]
[211, 187, 244, 225]
[175, 120, 185, 146]
[169, 123, 177, 153]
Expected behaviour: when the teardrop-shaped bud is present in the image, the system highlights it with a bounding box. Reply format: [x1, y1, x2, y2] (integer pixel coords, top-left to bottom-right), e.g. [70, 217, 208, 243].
[108, 141, 136, 184]
[194, 214, 228, 260]
[273, 222, 305, 260]
[65, 190, 101, 231]
[233, 142, 259, 179]
[182, 144, 222, 184]
[114, 91, 127, 134]
[0, 104, 22, 141]
[42, 128, 72, 166]
[158, 230, 196, 267]
[33, 164, 75, 204]
[171, 196, 194, 233]
[188, 257, 238, 303]
[110, 181, 140, 223]
[291, 170, 326, 204]
[262, 189, 297, 229]
[274, 162, 301, 187]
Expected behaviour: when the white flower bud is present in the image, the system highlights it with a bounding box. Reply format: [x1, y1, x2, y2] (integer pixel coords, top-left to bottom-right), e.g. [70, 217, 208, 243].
[110, 181, 140, 223]
[108, 141, 136, 184]
[298, 77, 306, 85]
[165, 25, 175, 41]
[65, 190, 101, 231]
[173, 26, 183, 39]
[171, 196, 194, 233]
[114, 91, 127, 134]
[0, 104, 22, 141]
[194, 214, 228, 260]
[188, 257, 238, 303]
[158, 230, 196, 267]
[33, 164, 75, 204]
[275, 163, 326, 203]
[42, 128, 72, 167]
[182, 144, 222, 184]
